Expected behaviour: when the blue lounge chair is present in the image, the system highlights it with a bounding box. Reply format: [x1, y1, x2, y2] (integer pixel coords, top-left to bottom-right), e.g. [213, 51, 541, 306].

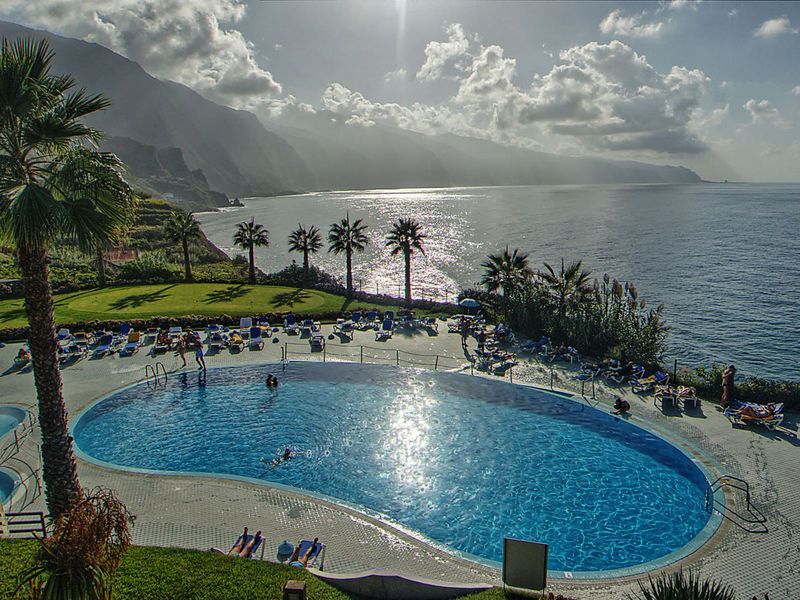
[56, 328, 71, 341]
[375, 318, 394, 340]
[93, 334, 115, 357]
[209, 332, 225, 351]
[724, 401, 784, 430]
[291, 539, 326, 570]
[284, 314, 300, 335]
[249, 326, 264, 350]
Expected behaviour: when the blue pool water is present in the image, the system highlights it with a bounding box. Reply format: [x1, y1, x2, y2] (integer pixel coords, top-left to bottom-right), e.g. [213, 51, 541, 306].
[0, 469, 18, 503]
[0, 406, 26, 438]
[73, 363, 712, 573]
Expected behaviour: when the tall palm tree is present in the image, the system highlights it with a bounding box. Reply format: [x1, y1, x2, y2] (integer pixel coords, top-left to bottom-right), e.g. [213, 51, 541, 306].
[328, 213, 369, 298]
[288, 224, 322, 279]
[481, 247, 533, 299]
[233, 218, 269, 284]
[539, 258, 593, 334]
[385, 218, 427, 305]
[0, 38, 134, 517]
[164, 211, 201, 282]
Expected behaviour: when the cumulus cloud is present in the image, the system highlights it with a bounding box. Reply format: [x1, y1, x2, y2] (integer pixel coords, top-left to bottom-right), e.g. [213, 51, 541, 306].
[320, 82, 485, 138]
[383, 68, 408, 84]
[665, 0, 701, 11]
[792, 86, 800, 96]
[743, 98, 790, 128]
[416, 23, 471, 81]
[4, 0, 282, 108]
[599, 10, 663, 38]
[754, 17, 798, 38]
[455, 45, 517, 104]
[505, 41, 711, 154]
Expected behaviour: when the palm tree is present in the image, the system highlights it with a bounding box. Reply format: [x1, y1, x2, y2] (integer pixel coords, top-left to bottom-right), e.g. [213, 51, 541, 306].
[328, 213, 369, 297]
[233, 218, 269, 284]
[164, 211, 201, 282]
[385, 218, 427, 305]
[539, 258, 593, 336]
[481, 247, 533, 299]
[288, 224, 322, 279]
[0, 38, 134, 517]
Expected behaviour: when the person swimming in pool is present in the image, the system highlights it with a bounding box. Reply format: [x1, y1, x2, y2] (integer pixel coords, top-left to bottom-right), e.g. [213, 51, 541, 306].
[263, 447, 294, 467]
[266, 374, 279, 388]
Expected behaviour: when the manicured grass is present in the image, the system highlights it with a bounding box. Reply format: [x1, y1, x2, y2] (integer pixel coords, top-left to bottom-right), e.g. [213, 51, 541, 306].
[0, 283, 395, 329]
[0, 540, 510, 599]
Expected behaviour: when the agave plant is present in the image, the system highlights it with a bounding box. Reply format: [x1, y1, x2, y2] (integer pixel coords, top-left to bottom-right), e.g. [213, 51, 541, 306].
[18, 487, 135, 600]
[628, 569, 736, 600]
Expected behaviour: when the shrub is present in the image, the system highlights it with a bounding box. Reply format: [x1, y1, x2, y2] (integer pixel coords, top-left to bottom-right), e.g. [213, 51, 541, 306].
[676, 363, 800, 409]
[627, 569, 735, 600]
[117, 252, 180, 283]
[17, 488, 134, 600]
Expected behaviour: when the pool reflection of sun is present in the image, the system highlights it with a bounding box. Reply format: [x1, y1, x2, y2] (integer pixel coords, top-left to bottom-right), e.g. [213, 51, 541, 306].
[385, 387, 435, 491]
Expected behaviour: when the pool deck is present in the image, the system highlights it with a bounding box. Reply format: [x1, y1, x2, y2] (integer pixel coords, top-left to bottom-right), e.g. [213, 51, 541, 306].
[1, 324, 798, 599]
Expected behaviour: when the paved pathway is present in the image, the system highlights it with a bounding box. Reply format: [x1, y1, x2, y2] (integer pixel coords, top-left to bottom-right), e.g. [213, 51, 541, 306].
[1, 324, 797, 598]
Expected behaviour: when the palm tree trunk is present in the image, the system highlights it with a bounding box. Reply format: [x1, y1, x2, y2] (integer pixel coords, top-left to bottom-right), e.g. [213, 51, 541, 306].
[345, 248, 353, 298]
[404, 250, 412, 305]
[248, 244, 256, 285]
[182, 239, 192, 282]
[95, 245, 107, 288]
[17, 241, 81, 518]
[303, 250, 309, 278]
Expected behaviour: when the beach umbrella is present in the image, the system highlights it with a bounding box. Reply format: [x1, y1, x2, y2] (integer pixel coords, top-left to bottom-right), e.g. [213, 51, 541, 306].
[459, 298, 480, 315]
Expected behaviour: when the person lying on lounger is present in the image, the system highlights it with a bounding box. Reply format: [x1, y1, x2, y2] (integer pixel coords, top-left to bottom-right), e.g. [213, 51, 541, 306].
[227, 527, 249, 556]
[238, 530, 262, 558]
[16, 347, 30, 363]
[288, 537, 319, 569]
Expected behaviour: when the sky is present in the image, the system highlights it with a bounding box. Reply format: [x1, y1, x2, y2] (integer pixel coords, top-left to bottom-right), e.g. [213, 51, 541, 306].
[2, 0, 799, 181]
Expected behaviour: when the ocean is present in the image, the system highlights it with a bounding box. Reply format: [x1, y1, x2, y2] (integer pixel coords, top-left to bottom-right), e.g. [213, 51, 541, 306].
[196, 183, 800, 380]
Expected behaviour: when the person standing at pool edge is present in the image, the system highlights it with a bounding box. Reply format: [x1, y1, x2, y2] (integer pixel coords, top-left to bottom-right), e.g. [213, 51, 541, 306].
[721, 365, 736, 408]
[176, 336, 187, 367]
[195, 344, 206, 371]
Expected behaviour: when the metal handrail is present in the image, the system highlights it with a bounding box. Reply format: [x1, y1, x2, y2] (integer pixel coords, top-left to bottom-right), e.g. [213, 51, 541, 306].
[705, 474, 767, 531]
[0, 409, 37, 464]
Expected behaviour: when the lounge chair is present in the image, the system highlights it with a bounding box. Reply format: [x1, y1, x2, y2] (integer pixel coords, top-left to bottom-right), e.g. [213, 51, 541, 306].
[301, 319, 315, 336]
[363, 311, 379, 330]
[210, 532, 266, 560]
[422, 316, 438, 332]
[72, 331, 93, 347]
[724, 401, 784, 430]
[350, 311, 363, 329]
[144, 327, 159, 344]
[283, 539, 326, 570]
[631, 371, 669, 393]
[375, 318, 394, 340]
[249, 326, 265, 350]
[116, 323, 133, 344]
[209, 331, 225, 351]
[168, 326, 183, 344]
[93, 334, 115, 357]
[229, 332, 245, 352]
[284, 314, 300, 335]
[310, 332, 325, 350]
[123, 332, 141, 355]
[238, 318, 253, 339]
[59, 343, 86, 364]
[56, 328, 71, 341]
[654, 385, 679, 408]
[154, 332, 170, 353]
[677, 386, 700, 408]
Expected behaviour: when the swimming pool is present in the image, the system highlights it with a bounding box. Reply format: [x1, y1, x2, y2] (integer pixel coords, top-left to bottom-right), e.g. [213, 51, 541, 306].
[73, 363, 717, 574]
[0, 406, 27, 439]
[0, 468, 19, 504]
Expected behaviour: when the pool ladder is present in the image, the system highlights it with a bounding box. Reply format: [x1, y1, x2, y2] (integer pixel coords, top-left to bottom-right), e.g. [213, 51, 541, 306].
[145, 362, 168, 388]
[705, 474, 767, 533]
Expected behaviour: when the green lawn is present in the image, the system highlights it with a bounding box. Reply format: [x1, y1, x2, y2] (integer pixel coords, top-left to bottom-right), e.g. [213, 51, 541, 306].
[0, 284, 393, 329]
[0, 540, 511, 599]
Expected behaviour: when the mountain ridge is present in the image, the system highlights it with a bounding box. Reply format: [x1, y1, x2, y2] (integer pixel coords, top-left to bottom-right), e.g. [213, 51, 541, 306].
[0, 20, 703, 211]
